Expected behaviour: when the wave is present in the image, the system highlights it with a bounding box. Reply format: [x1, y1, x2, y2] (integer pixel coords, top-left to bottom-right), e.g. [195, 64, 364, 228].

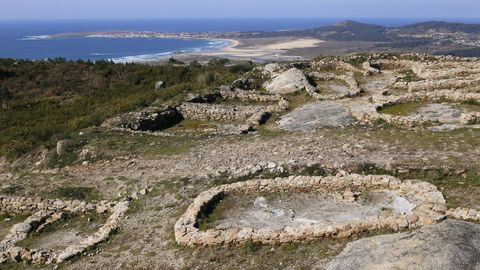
[19, 35, 51, 41]
[110, 39, 231, 63]
[110, 51, 175, 63]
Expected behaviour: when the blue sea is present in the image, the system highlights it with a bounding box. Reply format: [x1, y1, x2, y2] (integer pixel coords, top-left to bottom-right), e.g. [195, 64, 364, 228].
[1, 18, 479, 62]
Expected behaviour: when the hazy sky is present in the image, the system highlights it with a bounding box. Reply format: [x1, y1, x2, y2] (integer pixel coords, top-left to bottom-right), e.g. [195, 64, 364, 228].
[1, 0, 479, 20]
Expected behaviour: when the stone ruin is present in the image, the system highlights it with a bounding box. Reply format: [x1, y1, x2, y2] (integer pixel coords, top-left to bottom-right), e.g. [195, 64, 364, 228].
[175, 174, 447, 247]
[281, 53, 480, 130]
[102, 85, 290, 134]
[0, 195, 130, 265]
[100, 52, 480, 136]
[101, 53, 480, 136]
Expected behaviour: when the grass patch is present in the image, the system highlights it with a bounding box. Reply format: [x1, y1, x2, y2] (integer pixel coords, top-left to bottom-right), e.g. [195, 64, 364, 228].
[165, 119, 214, 132]
[463, 99, 480, 106]
[196, 193, 227, 231]
[379, 102, 426, 116]
[256, 124, 288, 139]
[401, 70, 422, 82]
[286, 92, 314, 111]
[49, 186, 101, 202]
[85, 128, 194, 159]
[0, 213, 30, 239]
[0, 185, 25, 196]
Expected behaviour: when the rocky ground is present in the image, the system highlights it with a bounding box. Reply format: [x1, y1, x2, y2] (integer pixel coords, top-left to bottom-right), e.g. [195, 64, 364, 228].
[1, 53, 480, 269]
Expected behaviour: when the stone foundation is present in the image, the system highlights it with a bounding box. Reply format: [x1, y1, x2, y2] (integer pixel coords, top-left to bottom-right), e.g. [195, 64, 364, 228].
[349, 90, 480, 127]
[447, 207, 480, 222]
[177, 103, 265, 121]
[175, 174, 446, 247]
[0, 196, 130, 265]
[101, 107, 183, 132]
[308, 72, 363, 100]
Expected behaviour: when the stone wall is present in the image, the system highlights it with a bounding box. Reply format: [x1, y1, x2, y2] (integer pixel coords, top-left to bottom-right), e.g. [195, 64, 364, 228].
[408, 76, 480, 92]
[308, 72, 363, 100]
[349, 90, 480, 127]
[362, 61, 380, 76]
[101, 107, 183, 132]
[311, 60, 363, 73]
[177, 91, 290, 133]
[447, 207, 480, 222]
[176, 103, 266, 122]
[219, 90, 283, 103]
[0, 196, 130, 265]
[175, 174, 446, 247]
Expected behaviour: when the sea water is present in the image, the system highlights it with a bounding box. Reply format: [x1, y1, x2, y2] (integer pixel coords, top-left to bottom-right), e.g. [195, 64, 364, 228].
[1, 18, 478, 62]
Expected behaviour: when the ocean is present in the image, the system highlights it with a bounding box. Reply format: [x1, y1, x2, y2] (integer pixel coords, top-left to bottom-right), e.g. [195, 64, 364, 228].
[1, 18, 479, 62]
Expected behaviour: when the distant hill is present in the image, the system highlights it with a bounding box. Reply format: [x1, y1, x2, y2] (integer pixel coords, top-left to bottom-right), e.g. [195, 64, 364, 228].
[241, 20, 480, 42]
[240, 20, 392, 42]
[306, 20, 390, 42]
[313, 20, 386, 33]
[397, 21, 480, 33]
[236, 19, 480, 56]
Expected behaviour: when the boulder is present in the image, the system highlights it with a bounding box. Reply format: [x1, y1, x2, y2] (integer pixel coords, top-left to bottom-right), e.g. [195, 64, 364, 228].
[264, 68, 314, 95]
[56, 140, 73, 156]
[232, 78, 255, 90]
[263, 63, 282, 76]
[102, 107, 183, 132]
[155, 81, 166, 90]
[185, 92, 220, 103]
[327, 220, 480, 270]
[278, 101, 352, 131]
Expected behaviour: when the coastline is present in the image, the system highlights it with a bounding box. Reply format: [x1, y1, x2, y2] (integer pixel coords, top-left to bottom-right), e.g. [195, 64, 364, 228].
[181, 37, 325, 63]
[111, 37, 325, 63]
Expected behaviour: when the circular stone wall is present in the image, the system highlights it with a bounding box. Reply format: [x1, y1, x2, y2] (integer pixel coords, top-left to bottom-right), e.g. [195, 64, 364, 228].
[0, 196, 130, 265]
[175, 174, 447, 247]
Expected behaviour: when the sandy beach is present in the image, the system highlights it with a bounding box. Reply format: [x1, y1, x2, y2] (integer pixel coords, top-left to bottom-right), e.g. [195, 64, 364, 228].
[201, 38, 325, 61]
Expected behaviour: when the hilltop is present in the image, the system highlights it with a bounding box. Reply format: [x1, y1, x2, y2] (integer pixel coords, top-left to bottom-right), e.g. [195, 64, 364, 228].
[1, 53, 480, 268]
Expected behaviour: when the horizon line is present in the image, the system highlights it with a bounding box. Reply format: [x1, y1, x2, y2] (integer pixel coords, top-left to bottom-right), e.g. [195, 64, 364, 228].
[1, 17, 480, 21]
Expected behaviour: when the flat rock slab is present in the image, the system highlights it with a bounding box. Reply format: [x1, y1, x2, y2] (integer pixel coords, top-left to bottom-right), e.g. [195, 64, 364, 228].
[209, 191, 415, 230]
[278, 101, 352, 131]
[327, 220, 480, 270]
[28, 228, 85, 251]
[415, 103, 464, 124]
[318, 81, 350, 95]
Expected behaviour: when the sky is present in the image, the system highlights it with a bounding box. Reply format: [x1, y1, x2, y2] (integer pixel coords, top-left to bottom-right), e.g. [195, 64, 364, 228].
[1, 0, 479, 20]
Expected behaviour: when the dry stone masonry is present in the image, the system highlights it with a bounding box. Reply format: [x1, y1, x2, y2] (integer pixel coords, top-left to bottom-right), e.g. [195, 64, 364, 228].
[354, 90, 480, 127]
[175, 174, 447, 247]
[307, 71, 363, 100]
[0, 195, 131, 265]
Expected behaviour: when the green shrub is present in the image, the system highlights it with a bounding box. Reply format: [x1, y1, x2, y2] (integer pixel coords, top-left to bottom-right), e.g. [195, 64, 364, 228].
[0, 58, 254, 159]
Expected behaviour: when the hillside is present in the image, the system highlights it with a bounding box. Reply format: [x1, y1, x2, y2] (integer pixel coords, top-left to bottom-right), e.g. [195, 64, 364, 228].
[0, 58, 254, 159]
[397, 20, 480, 33]
[1, 53, 480, 269]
